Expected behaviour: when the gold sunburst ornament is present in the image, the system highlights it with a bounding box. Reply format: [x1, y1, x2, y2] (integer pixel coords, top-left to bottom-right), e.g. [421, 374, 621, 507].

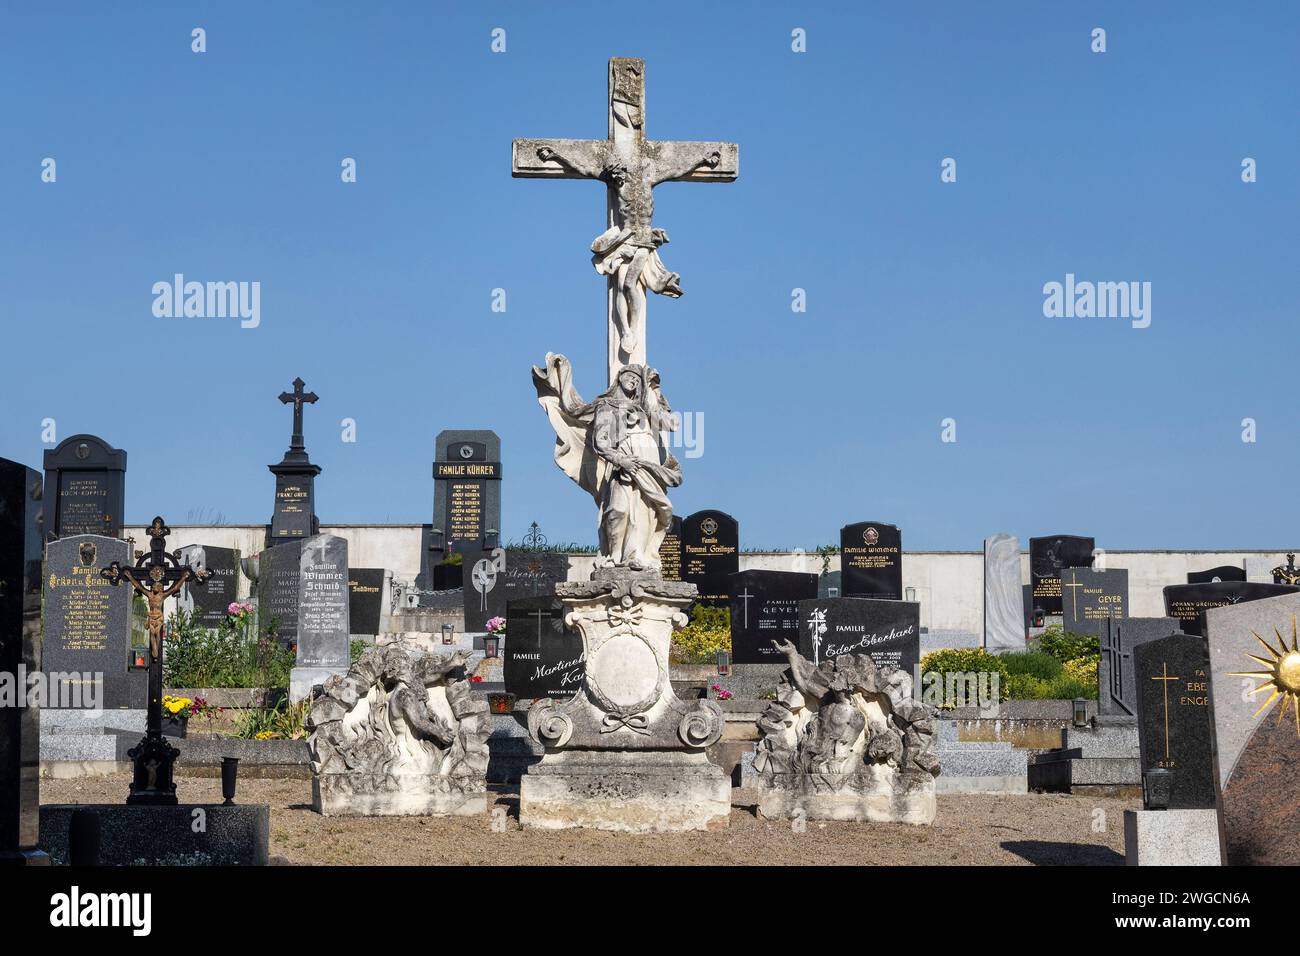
[1229, 613, 1300, 736]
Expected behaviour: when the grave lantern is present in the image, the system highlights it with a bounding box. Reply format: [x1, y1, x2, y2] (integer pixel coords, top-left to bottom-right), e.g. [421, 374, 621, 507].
[484, 634, 500, 658]
[1142, 767, 1173, 810]
[1032, 606, 1046, 628]
[1072, 698, 1089, 727]
[484, 527, 500, 550]
[441, 623, 455, 645]
[716, 650, 731, 677]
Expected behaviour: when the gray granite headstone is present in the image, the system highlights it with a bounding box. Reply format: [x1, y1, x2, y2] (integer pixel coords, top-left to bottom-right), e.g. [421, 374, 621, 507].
[257, 540, 302, 643]
[290, 534, 350, 701]
[1061, 567, 1128, 637]
[983, 533, 1022, 653]
[0, 458, 45, 862]
[796, 597, 920, 675]
[1205, 593, 1300, 864]
[1134, 633, 1214, 809]
[177, 544, 241, 628]
[1098, 616, 1181, 719]
[42, 534, 142, 710]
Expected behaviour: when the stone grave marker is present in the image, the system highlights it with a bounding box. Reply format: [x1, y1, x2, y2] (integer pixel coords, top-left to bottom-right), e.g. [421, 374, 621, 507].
[42, 534, 142, 709]
[465, 549, 568, 634]
[1098, 617, 1181, 719]
[983, 532, 1022, 653]
[1187, 565, 1244, 584]
[681, 509, 739, 607]
[257, 540, 303, 642]
[1134, 633, 1214, 809]
[0, 459, 46, 863]
[728, 569, 818, 665]
[42, 434, 127, 540]
[177, 544, 241, 629]
[1028, 534, 1094, 617]
[504, 596, 586, 700]
[267, 377, 322, 545]
[658, 515, 682, 581]
[347, 568, 389, 637]
[1162, 581, 1298, 637]
[432, 430, 502, 557]
[1061, 567, 1128, 637]
[290, 534, 351, 701]
[1206, 593, 1300, 864]
[818, 570, 842, 598]
[840, 521, 902, 600]
[796, 597, 920, 674]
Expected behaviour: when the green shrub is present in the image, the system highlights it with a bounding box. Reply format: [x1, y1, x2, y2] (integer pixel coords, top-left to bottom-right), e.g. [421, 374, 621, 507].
[164, 608, 294, 689]
[920, 648, 1010, 706]
[1004, 671, 1098, 701]
[235, 700, 309, 740]
[1001, 651, 1063, 680]
[1033, 625, 1099, 663]
[671, 605, 731, 664]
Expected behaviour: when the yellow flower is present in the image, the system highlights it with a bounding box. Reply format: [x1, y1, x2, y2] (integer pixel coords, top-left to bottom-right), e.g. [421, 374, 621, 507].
[254, 730, 277, 741]
[162, 695, 192, 715]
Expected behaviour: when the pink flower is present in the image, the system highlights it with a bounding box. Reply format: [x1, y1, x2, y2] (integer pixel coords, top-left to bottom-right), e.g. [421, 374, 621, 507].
[486, 616, 507, 635]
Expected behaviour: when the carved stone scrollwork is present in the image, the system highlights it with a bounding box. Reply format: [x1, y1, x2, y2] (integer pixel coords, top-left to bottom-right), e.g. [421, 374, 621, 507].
[527, 698, 575, 749]
[678, 698, 724, 748]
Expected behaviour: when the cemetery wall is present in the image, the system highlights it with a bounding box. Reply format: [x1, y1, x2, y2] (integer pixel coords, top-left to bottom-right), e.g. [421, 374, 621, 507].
[121, 526, 1290, 640]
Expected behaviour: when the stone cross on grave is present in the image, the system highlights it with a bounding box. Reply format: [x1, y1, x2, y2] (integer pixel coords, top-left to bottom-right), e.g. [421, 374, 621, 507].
[279, 377, 318, 454]
[101, 516, 210, 805]
[513, 57, 739, 383]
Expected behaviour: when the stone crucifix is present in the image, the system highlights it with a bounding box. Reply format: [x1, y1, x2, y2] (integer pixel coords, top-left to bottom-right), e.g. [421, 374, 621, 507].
[513, 58, 739, 382]
[279, 376, 318, 453]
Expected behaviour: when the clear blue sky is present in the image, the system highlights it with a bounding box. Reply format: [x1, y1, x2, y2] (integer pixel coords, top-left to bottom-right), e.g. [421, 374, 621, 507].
[3, 2, 1297, 550]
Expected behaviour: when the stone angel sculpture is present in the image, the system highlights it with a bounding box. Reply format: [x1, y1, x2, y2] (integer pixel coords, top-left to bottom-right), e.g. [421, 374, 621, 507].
[533, 354, 681, 572]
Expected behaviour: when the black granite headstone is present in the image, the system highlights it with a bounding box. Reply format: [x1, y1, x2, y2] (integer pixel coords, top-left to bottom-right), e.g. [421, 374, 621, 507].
[257, 540, 303, 642]
[1161, 581, 1298, 637]
[818, 571, 842, 598]
[177, 545, 241, 629]
[431, 430, 502, 557]
[681, 509, 739, 607]
[796, 597, 921, 675]
[1134, 633, 1215, 809]
[1061, 567, 1128, 637]
[267, 378, 322, 546]
[503, 596, 585, 700]
[42, 534, 142, 709]
[464, 549, 568, 633]
[1028, 534, 1094, 616]
[0, 458, 47, 862]
[347, 568, 387, 636]
[658, 515, 683, 582]
[729, 570, 818, 664]
[1187, 565, 1245, 584]
[840, 521, 902, 600]
[42, 434, 126, 540]
[1098, 617, 1182, 718]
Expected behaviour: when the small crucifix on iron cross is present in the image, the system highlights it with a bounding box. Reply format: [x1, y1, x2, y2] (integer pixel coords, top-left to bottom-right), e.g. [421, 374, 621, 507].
[279, 377, 318, 452]
[513, 58, 738, 383]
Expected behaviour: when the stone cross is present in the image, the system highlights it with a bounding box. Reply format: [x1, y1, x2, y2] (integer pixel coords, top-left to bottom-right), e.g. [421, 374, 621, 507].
[279, 377, 318, 452]
[1150, 661, 1180, 764]
[737, 586, 754, 628]
[512, 57, 738, 382]
[1062, 577, 1085, 618]
[1102, 624, 1134, 716]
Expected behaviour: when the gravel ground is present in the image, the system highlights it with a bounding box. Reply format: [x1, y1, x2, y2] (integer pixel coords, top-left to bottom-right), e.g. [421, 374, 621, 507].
[42, 773, 1134, 865]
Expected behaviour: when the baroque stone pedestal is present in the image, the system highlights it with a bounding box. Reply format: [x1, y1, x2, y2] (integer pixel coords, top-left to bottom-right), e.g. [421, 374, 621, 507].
[519, 571, 730, 832]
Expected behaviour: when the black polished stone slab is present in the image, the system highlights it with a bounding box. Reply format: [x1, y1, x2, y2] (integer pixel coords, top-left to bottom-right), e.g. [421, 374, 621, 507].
[1098, 616, 1182, 719]
[1028, 534, 1094, 616]
[347, 568, 387, 636]
[1187, 565, 1245, 584]
[464, 549, 568, 633]
[42, 534, 142, 710]
[680, 509, 739, 607]
[0, 458, 47, 863]
[42, 434, 126, 540]
[431, 430, 502, 557]
[728, 569, 818, 664]
[1134, 633, 1214, 809]
[658, 515, 683, 581]
[1162, 581, 1298, 637]
[177, 545, 241, 629]
[503, 596, 585, 700]
[796, 597, 920, 675]
[840, 521, 902, 600]
[1060, 567, 1128, 637]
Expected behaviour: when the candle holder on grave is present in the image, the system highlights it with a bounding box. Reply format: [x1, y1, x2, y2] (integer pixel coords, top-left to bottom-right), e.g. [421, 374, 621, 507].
[100, 516, 210, 806]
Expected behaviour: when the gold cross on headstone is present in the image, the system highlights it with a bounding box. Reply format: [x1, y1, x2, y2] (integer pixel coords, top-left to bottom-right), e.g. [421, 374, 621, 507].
[512, 58, 738, 383]
[1151, 662, 1181, 763]
[1062, 575, 1085, 618]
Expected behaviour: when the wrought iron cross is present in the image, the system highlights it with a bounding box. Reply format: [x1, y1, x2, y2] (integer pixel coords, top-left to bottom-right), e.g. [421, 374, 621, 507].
[101, 515, 210, 805]
[279, 377, 318, 452]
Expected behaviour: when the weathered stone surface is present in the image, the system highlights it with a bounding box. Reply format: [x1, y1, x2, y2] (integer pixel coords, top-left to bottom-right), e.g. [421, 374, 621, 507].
[1124, 809, 1220, 866]
[983, 532, 1022, 654]
[307, 644, 490, 816]
[750, 641, 940, 824]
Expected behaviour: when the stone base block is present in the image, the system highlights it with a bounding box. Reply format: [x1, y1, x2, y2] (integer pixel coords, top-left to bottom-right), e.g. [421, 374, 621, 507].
[289, 666, 347, 703]
[936, 775, 1028, 795]
[39, 804, 269, 865]
[757, 771, 936, 824]
[1124, 809, 1221, 866]
[520, 751, 731, 832]
[312, 773, 487, 816]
